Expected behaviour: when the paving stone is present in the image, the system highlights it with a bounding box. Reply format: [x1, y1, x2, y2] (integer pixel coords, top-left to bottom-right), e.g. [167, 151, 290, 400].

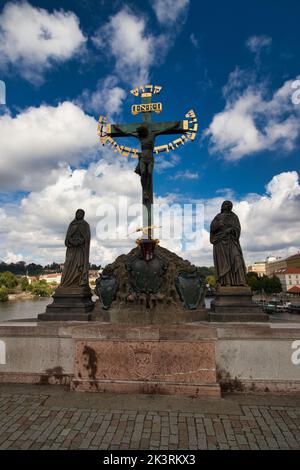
[0, 390, 299, 450]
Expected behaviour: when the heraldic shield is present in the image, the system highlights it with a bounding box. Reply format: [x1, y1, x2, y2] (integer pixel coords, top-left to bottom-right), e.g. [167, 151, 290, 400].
[175, 271, 205, 310]
[95, 274, 118, 310]
[127, 256, 166, 294]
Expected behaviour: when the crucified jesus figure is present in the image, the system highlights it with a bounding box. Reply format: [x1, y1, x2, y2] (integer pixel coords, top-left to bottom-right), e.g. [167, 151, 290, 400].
[114, 122, 180, 201]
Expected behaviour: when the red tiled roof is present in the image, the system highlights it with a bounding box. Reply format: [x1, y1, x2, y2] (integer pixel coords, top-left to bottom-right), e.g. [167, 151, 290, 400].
[274, 268, 300, 275]
[41, 273, 61, 278]
[287, 286, 300, 293]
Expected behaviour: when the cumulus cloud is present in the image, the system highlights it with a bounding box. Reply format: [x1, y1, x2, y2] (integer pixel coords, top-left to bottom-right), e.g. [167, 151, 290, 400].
[152, 0, 189, 25]
[0, 1, 86, 83]
[0, 160, 141, 265]
[205, 70, 300, 160]
[231, 171, 300, 261]
[92, 7, 154, 85]
[185, 171, 300, 266]
[77, 75, 126, 116]
[92, 5, 188, 86]
[0, 166, 299, 267]
[0, 101, 98, 191]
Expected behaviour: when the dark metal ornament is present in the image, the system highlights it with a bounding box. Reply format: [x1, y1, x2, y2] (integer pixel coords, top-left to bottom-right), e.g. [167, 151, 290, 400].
[95, 274, 118, 310]
[175, 271, 205, 310]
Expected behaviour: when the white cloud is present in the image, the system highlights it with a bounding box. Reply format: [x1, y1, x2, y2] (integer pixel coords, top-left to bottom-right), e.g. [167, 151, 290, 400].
[0, 1, 86, 83]
[0, 101, 98, 191]
[0, 160, 141, 265]
[156, 153, 181, 173]
[246, 35, 272, 66]
[205, 71, 300, 160]
[77, 75, 126, 116]
[1, 251, 24, 264]
[152, 0, 189, 25]
[246, 35, 272, 54]
[171, 170, 200, 180]
[185, 171, 300, 266]
[1, 166, 299, 268]
[92, 6, 186, 86]
[92, 7, 154, 85]
[0, 79, 5, 104]
[233, 171, 300, 260]
[190, 33, 199, 49]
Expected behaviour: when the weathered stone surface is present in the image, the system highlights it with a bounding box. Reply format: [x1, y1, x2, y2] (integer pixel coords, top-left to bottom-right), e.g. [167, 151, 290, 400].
[210, 286, 269, 322]
[38, 286, 94, 321]
[95, 245, 207, 323]
[73, 336, 220, 397]
[1, 321, 300, 395]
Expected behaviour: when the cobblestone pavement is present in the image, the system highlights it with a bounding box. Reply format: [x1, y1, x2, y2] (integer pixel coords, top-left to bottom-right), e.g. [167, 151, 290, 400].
[0, 385, 299, 450]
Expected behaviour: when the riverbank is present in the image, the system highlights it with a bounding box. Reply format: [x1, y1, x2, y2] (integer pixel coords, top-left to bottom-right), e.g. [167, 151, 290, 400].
[8, 292, 40, 301]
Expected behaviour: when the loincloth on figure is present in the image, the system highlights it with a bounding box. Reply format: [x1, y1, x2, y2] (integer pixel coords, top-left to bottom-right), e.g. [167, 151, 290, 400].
[135, 151, 154, 176]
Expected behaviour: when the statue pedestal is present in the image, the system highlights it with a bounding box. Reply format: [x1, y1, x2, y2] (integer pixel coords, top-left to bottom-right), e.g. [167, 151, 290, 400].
[95, 244, 207, 324]
[209, 286, 269, 322]
[38, 286, 94, 321]
[92, 301, 208, 325]
[71, 323, 220, 397]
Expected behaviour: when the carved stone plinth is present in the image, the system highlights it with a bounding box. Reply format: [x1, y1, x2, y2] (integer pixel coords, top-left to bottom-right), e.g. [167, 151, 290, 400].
[209, 286, 269, 322]
[38, 286, 94, 321]
[71, 324, 220, 397]
[94, 244, 207, 324]
[92, 301, 207, 325]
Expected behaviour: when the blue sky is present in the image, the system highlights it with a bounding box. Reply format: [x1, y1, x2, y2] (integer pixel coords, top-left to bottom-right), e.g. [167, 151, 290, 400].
[0, 0, 299, 266]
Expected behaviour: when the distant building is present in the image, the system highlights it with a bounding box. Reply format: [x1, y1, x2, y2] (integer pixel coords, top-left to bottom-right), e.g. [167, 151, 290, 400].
[286, 253, 300, 268]
[26, 276, 39, 285]
[273, 267, 300, 293]
[36, 270, 100, 286]
[247, 262, 266, 277]
[39, 273, 62, 284]
[266, 256, 285, 276]
[266, 252, 300, 276]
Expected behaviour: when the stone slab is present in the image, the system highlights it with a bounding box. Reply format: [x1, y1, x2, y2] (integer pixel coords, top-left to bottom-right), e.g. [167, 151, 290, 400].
[92, 301, 208, 325]
[0, 336, 74, 374]
[210, 311, 269, 322]
[72, 338, 220, 397]
[1, 320, 300, 395]
[38, 286, 94, 321]
[210, 286, 269, 322]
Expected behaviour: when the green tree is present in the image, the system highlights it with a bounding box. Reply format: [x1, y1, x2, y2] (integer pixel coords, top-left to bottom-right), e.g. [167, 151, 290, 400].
[205, 275, 216, 287]
[0, 261, 26, 275]
[260, 275, 282, 294]
[0, 286, 8, 302]
[29, 280, 52, 297]
[247, 272, 261, 292]
[268, 276, 282, 294]
[0, 271, 18, 289]
[26, 263, 43, 276]
[19, 276, 30, 292]
[198, 266, 215, 278]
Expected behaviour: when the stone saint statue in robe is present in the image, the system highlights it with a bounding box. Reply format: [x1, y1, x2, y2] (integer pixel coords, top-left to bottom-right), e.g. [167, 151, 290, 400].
[60, 209, 91, 288]
[210, 201, 247, 286]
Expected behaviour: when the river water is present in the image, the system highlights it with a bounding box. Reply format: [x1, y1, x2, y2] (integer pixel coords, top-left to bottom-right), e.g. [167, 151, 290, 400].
[0, 297, 213, 322]
[0, 298, 50, 322]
